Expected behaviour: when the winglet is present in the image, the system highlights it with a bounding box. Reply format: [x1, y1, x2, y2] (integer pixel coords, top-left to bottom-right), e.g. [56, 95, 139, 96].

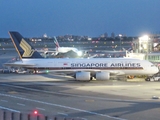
[8, 31, 43, 59]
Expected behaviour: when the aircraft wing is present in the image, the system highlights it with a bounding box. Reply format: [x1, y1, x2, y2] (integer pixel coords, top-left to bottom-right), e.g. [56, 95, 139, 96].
[109, 71, 125, 75]
[45, 69, 125, 76]
[4, 63, 35, 67]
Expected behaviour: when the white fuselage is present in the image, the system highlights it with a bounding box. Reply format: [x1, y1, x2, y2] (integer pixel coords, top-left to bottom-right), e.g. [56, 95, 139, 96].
[16, 58, 159, 76]
[57, 47, 79, 53]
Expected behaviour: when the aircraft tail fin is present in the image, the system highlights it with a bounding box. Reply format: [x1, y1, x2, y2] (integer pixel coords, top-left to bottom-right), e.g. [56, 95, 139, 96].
[53, 36, 60, 51]
[8, 31, 43, 59]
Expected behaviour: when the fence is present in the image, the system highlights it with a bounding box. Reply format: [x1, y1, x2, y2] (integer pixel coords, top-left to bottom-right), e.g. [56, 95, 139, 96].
[0, 109, 84, 120]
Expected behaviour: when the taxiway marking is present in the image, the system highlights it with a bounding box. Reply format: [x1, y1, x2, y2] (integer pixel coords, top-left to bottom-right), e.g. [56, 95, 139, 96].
[1, 99, 8, 102]
[36, 107, 46, 111]
[0, 93, 126, 120]
[17, 103, 25, 106]
[57, 112, 68, 116]
[1, 84, 140, 102]
[0, 105, 20, 113]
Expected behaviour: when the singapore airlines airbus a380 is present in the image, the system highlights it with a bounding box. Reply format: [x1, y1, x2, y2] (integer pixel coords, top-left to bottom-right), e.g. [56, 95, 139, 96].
[4, 31, 159, 81]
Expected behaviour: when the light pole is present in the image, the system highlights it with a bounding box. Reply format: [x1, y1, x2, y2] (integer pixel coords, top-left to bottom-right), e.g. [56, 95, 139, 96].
[119, 34, 122, 51]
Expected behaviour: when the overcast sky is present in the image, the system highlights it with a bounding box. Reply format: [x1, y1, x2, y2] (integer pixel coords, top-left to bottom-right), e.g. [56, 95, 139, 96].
[0, 0, 160, 37]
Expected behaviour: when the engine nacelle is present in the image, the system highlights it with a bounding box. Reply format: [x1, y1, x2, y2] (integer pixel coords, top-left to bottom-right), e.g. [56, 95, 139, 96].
[95, 72, 110, 80]
[75, 72, 90, 81]
[44, 51, 48, 54]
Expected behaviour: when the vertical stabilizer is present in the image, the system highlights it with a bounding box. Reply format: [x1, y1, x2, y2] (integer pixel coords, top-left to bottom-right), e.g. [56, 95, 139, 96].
[8, 31, 43, 59]
[53, 36, 60, 51]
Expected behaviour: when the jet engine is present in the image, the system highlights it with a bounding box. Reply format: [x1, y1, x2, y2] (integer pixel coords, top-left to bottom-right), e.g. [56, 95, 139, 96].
[95, 72, 110, 80]
[75, 72, 91, 81]
[44, 51, 48, 55]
